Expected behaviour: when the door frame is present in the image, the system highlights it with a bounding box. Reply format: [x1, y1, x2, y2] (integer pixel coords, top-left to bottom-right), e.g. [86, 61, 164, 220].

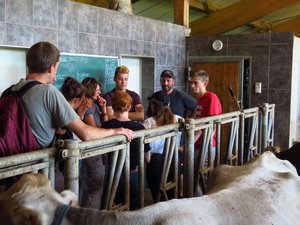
[187, 56, 252, 109]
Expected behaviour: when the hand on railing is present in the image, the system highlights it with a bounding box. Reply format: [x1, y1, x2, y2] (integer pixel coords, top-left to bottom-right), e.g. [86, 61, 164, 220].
[113, 128, 134, 141]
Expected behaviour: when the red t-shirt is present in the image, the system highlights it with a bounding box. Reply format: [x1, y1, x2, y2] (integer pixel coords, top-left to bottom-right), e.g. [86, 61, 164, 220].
[195, 91, 222, 148]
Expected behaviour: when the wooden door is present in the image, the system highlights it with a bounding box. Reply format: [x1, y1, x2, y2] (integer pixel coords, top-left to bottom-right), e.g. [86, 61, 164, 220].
[191, 61, 241, 163]
[192, 62, 241, 113]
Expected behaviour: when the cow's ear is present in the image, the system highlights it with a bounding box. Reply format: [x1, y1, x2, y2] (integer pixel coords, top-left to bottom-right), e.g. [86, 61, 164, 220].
[60, 190, 78, 206]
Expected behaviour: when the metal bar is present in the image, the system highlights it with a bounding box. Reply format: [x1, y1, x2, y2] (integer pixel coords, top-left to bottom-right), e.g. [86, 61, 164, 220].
[0, 148, 57, 168]
[138, 136, 145, 209]
[102, 150, 119, 209]
[234, 121, 239, 166]
[162, 137, 171, 186]
[219, 117, 239, 124]
[261, 103, 269, 151]
[79, 144, 127, 159]
[108, 148, 127, 210]
[48, 157, 56, 189]
[64, 139, 80, 196]
[215, 121, 221, 166]
[124, 144, 130, 210]
[172, 134, 178, 198]
[144, 131, 178, 143]
[194, 111, 241, 123]
[239, 112, 245, 165]
[194, 123, 212, 131]
[183, 118, 195, 198]
[227, 122, 235, 163]
[248, 115, 258, 160]
[0, 162, 49, 179]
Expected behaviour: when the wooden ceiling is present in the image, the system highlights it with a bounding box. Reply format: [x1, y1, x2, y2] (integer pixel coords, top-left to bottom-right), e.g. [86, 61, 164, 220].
[72, 0, 300, 37]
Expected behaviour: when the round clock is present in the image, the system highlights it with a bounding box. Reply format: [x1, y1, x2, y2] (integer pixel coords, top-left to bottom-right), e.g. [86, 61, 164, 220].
[212, 40, 223, 51]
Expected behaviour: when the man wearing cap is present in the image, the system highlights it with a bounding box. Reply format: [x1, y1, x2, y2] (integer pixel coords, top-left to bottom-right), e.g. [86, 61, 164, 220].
[147, 70, 196, 119]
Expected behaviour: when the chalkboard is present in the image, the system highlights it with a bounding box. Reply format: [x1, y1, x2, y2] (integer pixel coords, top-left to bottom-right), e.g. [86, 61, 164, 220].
[55, 53, 119, 93]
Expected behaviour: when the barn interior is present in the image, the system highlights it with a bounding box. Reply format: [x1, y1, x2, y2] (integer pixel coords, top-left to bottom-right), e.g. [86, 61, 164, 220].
[0, 0, 300, 216]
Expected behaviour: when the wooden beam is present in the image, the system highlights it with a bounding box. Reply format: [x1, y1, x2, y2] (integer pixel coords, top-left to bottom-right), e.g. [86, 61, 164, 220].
[190, 0, 300, 36]
[250, 20, 272, 30]
[174, 0, 189, 26]
[203, 1, 223, 13]
[189, 0, 222, 13]
[189, 0, 205, 12]
[272, 16, 300, 36]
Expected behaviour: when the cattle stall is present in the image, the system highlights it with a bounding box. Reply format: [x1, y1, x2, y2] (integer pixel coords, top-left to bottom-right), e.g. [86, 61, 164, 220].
[0, 103, 275, 210]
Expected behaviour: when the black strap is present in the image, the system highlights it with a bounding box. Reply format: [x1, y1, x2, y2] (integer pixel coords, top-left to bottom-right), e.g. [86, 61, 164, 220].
[1, 80, 41, 98]
[51, 204, 72, 225]
[18, 80, 41, 97]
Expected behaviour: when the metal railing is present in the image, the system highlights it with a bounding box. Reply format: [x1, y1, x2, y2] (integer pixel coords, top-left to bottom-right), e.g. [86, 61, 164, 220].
[0, 147, 57, 188]
[0, 103, 275, 210]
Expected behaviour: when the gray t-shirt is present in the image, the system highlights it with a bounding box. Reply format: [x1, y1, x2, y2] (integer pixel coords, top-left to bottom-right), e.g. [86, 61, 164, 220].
[13, 79, 79, 148]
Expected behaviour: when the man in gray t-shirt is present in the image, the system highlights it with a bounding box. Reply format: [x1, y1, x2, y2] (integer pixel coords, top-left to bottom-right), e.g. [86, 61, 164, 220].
[10, 42, 133, 148]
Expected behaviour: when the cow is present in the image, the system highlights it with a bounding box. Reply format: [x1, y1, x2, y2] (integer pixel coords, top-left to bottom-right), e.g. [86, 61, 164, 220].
[1, 152, 300, 225]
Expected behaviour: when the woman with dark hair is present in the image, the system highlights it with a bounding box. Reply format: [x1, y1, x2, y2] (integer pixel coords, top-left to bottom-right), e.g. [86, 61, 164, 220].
[143, 91, 183, 202]
[82, 77, 108, 127]
[57, 76, 89, 140]
[60, 77, 89, 121]
[80, 77, 109, 209]
[55, 77, 89, 191]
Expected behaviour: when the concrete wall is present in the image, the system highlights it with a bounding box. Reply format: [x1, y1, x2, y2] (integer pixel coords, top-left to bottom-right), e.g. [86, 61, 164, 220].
[0, 0, 186, 104]
[186, 32, 294, 149]
[1, 0, 295, 149]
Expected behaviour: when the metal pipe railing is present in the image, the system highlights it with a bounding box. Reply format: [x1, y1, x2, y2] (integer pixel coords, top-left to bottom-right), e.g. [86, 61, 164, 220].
[0, 147, 57, 187]
[0, 103, 275, 210]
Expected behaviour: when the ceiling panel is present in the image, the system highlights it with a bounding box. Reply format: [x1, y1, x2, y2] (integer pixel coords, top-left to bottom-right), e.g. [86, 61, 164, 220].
[74, 0, 300, 37]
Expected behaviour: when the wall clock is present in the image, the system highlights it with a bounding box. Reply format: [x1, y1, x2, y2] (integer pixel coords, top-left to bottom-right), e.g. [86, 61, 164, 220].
[212, 40, 223, 51]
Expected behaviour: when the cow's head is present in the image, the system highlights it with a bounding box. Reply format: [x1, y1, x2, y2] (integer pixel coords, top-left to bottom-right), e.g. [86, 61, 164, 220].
[0, 173, 77, 225]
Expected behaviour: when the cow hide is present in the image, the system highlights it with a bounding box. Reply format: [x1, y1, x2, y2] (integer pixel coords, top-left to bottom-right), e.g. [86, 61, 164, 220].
[1, 152, 300, 225]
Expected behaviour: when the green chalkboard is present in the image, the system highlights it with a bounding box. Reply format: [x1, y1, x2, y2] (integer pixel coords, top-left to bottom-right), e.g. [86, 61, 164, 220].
[55, 53, 119, 93]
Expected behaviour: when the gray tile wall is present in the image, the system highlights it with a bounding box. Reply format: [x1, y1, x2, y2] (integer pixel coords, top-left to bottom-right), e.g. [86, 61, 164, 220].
[141, 57, 155, 116]
[186, 32, 294, 149]
[0, 0, 186, 92]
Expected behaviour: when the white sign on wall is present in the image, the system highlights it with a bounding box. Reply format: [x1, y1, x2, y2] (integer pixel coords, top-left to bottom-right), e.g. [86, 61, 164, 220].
[120, 57, 141, 96]
[0, 48, 27, 95]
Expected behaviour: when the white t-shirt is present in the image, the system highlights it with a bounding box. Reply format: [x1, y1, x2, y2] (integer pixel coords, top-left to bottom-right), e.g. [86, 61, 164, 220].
[142, 115, 182, 154]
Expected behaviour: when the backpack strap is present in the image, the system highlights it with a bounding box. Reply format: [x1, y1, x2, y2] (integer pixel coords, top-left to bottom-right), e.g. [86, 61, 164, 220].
[17, 81, 42, 97]
[2, 81, 42, 98]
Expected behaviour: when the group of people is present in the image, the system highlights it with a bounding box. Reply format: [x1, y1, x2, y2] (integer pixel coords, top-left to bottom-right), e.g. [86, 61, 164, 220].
[1, 41, 223, 210]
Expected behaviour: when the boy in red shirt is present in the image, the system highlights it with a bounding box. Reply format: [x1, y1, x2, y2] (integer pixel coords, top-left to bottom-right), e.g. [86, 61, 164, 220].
[189, 69, 222, 151]
[189, 69, 222, 195]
